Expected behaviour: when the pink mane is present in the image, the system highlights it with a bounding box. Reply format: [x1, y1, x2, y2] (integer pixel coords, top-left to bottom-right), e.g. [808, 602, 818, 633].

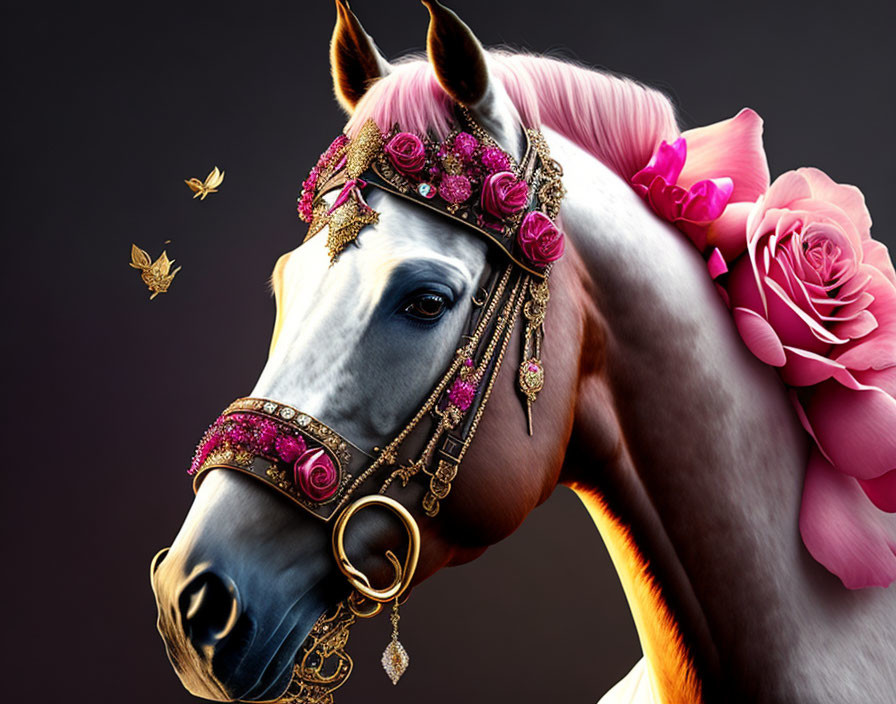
[346, 51, 679, 181]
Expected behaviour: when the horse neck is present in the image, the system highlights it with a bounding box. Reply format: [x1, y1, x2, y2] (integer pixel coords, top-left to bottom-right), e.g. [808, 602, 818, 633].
[547, 130, 896, 703]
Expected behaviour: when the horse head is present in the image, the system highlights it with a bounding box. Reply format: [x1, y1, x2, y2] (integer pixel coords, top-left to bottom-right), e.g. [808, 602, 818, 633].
[151, 3, 582, 700]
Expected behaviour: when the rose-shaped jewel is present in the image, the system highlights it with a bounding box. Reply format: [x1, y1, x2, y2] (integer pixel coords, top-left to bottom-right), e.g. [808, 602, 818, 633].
[518, 211, 565, 265]
[726, 167, 896, 588]
[481, 171, 529, 219]
[293, 448, 339, 502]
[384, 132, 426, 175]
[439, 174, 472, 204]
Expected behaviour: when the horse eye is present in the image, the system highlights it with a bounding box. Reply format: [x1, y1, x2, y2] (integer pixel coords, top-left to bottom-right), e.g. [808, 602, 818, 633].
[403, 293, 448, 321]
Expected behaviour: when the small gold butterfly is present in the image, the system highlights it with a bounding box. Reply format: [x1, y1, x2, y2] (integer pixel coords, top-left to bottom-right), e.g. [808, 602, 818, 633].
[130, 244, 182, 300]
[184, 166, 225, 200]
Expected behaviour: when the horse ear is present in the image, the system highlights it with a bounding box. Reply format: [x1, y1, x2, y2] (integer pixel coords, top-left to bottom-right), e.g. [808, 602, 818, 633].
[330, 0, 392, 113]
[422, 1, 523, 158]
[421, 0, 489, 106]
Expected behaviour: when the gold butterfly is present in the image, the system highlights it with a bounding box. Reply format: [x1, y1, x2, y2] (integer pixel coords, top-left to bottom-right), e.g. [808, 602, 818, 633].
[130, 244, 182, 300]
[185, 166, 225, 200]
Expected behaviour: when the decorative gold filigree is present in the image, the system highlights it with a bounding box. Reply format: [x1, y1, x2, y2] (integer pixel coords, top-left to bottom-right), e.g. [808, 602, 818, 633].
[282, 602, 356, 704]
[129, 244, 181, 300]
[527, 130, 565, 219]
[518, 275, 551, 434]
[345, 120, 383, 178]
[325, 199, 379, 263]
[184, 166, 225, 200]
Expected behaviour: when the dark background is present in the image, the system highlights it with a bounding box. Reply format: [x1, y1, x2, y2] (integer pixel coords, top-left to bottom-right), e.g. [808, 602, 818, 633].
[3, 1, 894, 702]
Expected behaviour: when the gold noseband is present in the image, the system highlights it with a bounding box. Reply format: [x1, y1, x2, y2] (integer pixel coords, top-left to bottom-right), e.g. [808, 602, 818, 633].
[331, 495, 420, 614]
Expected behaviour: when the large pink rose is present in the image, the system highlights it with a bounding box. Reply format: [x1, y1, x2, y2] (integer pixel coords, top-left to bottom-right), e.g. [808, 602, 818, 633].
[481, 171, 529, 218]
[384, 132, 426, 175]
[632, 108, 770, 260]
[727, 167, 896, 587]
[518, 211, 564, 265]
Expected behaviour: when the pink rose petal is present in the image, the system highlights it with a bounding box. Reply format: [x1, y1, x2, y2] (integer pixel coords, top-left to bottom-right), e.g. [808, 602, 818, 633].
[858, 469, 896, 513]
[863, 239, 896, 286]
[834, 267, 896, 371]
[706, 201, 752, 262]
[733, 306, 786, 366]
[780, 345, 845, 386]
[632, 137, 686, 192]
[679, 108, 770, 202]
[798, 167, 872, 241]
[806, 378, 896, 480]
[706, 247, 728, 280]
[799, 448, 896, 589]
[830, 309, 878, 340]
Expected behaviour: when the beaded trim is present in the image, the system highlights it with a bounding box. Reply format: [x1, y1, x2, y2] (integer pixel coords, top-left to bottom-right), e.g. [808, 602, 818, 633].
[190, 398, 368, 520]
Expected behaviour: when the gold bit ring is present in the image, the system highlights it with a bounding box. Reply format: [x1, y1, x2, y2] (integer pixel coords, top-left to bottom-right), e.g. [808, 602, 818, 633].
[331, 495, 420, 603]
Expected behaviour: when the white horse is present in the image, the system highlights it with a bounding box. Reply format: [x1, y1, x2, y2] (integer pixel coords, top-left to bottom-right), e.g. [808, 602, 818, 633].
[151, 2, 896, 702]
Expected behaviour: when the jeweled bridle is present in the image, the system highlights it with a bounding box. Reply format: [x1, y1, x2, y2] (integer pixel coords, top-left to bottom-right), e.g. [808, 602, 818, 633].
[188, 107, 565, 703]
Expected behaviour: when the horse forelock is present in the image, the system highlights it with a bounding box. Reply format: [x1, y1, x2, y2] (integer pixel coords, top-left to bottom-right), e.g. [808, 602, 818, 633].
[345, 51, 679, 181]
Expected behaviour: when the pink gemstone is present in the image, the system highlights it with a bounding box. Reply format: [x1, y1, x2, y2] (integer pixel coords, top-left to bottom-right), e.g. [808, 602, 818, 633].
[448, 378, 478, 411]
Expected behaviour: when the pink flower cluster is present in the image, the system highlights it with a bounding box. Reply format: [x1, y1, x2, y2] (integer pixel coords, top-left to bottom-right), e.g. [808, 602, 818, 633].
[189, 412, 340, 502]
[297, 135, 349, 222]
[633, 110, 896, 589]
[382, 128, 564, 267]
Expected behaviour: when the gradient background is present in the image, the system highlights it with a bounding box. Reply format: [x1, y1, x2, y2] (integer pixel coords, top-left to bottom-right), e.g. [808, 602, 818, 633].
[3, 1, 894, 702]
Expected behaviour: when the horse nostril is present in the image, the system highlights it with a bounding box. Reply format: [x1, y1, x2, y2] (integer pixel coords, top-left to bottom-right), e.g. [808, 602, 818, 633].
[178, 571, 241, 647]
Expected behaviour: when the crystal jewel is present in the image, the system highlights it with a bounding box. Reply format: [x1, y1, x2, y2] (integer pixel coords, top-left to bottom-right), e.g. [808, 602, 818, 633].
[262, 401, 277, 413]
[297, 413, 311, 427]
[280, 407, 295, 420]
[381, 639, 409, 685]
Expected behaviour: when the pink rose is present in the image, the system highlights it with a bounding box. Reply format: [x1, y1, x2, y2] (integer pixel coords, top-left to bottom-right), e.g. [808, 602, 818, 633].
[632, 109, 770, 261]
[518, 211, 564, 265]
[385, 132, 426, 175]
[481, 171, 529, 219]
[293, 448, 340, 502]
[727, 167, 896, 588]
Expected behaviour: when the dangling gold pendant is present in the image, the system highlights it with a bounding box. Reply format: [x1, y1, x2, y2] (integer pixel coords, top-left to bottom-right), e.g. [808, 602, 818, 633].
[381, 600, 409, 685]
[518, 357, 545, 435]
